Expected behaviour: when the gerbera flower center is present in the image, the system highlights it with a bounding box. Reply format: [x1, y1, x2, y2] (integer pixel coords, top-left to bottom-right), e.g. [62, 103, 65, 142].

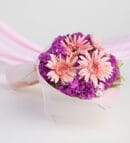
[55, 61, 71, 76]
[68, 44, 78, 52]
[89, 60, 99, 74]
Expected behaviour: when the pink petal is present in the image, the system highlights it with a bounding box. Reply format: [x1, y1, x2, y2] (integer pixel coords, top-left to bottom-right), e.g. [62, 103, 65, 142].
[78, 35, 85, 43]
[101, 57, 109, 62]
[50, 54, 58, 64]
[98, 74, 106, 81]
[79, 68, 89, 77]
[84, 51, 91, 60]
[79, 55, 87, 61]
[61, 41, 67, 48]
[68, 71, 76, 77]
[73, 35, 77, 43]
[84, 73, 90, 82]
[62, 74, 74, 82]
[45, 61, 55, 69]
[92, 50, 98, 59]
[47, 71, 59, 83]
[90, 74, 98, 87]
[71, 56, 78, 65]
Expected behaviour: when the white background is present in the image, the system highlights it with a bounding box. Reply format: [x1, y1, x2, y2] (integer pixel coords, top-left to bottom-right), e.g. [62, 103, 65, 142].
[0, 0, 130, 143]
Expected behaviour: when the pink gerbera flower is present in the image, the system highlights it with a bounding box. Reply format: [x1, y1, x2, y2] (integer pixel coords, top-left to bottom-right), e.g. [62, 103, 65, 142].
[61, 34, 93, 56]
[90, 35, 102, 49]
[78, 50, 113, 86]
[90, 35, 109, 54]
[46, 54, 76, 83]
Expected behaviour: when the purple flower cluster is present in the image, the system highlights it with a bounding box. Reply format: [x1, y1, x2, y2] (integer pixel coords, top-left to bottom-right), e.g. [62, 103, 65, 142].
[58, 76, 96, 99]
[103, 55, 120, 89]
[38, 32, 121, 100]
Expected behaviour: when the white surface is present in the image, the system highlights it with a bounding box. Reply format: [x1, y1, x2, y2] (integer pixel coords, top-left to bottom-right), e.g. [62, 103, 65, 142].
[0, 62, 130, 143]
[0, 0, 130, 142]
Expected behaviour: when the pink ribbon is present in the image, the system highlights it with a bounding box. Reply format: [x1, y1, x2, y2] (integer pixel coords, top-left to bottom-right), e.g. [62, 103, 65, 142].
[0, 21, 42, 64]
[103, 35, 130, 60]
[0, 21, 130, 65]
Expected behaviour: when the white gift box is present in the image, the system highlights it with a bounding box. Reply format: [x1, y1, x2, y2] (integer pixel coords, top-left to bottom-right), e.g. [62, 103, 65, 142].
[38, 70, 120, 123]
